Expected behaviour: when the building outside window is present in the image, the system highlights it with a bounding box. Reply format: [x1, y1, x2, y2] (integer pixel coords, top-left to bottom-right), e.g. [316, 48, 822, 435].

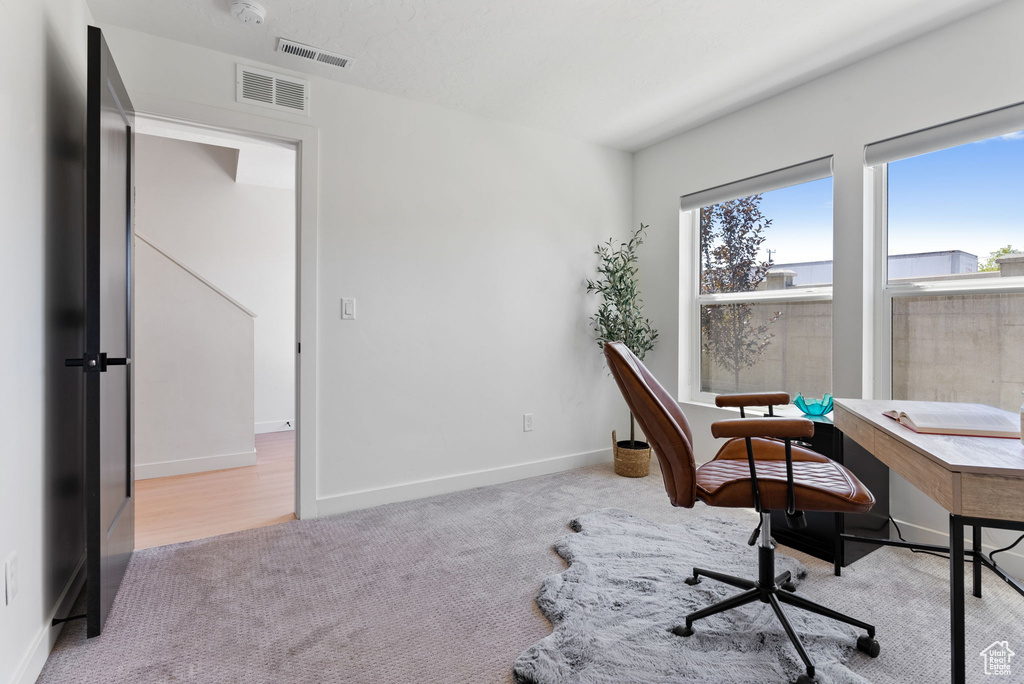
[685, 158, 834, 401]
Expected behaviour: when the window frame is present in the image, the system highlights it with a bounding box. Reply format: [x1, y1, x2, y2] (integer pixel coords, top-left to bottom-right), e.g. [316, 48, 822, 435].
[684, 159, 835, 404]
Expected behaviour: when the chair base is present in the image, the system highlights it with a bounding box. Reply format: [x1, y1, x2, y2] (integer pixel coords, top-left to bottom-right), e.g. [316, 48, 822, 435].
[673, 514, 878, 682]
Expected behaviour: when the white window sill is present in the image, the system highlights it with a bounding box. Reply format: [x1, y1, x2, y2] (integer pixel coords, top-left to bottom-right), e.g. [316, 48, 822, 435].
[677, 397, 830, 421]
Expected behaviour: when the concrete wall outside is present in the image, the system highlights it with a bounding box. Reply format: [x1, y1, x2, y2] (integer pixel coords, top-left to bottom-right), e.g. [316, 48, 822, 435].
[701, 290, 1023, 414]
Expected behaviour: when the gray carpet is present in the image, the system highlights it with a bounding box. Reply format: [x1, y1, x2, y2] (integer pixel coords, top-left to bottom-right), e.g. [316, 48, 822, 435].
[38, 462, 1023, 684]
[514, 509, 865, 684]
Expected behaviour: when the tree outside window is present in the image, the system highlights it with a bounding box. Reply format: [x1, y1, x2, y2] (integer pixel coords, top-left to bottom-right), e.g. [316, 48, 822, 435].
[700, 195, 780, 390]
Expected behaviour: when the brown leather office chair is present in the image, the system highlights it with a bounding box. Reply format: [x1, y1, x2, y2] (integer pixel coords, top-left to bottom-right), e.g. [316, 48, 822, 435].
[603, 341, 879, 684]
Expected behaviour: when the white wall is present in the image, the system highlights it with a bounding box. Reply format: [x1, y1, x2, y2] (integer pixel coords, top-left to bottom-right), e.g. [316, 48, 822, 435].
[135, 134, 295, 434]
[134, 239, 256, 479]
[634, 0, 1024, 576]
[97, 25, 634, 515]
[0, 1, 93, 682]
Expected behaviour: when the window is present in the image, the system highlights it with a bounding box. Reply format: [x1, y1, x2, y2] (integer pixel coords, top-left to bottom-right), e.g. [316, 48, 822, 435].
[868, 107, 1024, 412]
[684, 158, 834, 400]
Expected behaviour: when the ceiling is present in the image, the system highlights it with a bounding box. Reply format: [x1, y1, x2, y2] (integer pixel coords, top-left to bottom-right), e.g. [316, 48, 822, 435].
[88, 0, 1004, 151]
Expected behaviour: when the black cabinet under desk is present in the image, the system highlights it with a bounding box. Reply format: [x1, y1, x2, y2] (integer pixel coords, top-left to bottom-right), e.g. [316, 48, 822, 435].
[768, 414, 890, 565]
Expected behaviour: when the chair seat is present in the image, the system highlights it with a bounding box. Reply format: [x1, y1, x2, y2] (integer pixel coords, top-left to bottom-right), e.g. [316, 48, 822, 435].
[695, 437, 875, 513]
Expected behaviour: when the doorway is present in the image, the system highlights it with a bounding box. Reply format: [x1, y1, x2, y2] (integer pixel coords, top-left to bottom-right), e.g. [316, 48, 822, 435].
[131, 116, 299, 548]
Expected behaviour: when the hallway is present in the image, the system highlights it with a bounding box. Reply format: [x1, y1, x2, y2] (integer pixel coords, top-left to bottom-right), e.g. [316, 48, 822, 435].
[135, 431, 295, 549]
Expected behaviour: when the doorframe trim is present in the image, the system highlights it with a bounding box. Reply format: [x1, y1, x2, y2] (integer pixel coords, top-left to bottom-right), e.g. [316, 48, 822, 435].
[131, 94, 319, 519]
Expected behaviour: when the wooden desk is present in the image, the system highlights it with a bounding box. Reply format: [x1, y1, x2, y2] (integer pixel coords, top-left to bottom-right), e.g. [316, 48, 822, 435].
[834, 399, 1024, 684]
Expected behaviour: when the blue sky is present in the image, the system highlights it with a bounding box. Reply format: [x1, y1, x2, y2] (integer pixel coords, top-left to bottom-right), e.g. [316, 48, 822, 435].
[755, 176, 833, 264]
[741, 131, 1024, 269]
[888, 131, 1024, 260]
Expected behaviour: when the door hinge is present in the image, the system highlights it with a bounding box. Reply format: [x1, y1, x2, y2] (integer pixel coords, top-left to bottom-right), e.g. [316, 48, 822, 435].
[297, 342, 301, 354]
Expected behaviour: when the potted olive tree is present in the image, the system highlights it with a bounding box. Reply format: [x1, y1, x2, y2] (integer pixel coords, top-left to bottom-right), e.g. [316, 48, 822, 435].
[586, 224, 658, 477]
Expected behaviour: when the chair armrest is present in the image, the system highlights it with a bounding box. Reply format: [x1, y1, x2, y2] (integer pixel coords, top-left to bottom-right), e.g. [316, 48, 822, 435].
[714, 392, 790, 409]
[711, 417, 814, 440]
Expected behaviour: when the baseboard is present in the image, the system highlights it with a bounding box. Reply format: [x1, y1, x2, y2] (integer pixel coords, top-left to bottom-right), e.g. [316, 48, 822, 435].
[255, 421, 294, 434]
[891, 517, 1024, 581]
[316, 447, 613, 517]
[11, 554, 86, 684]
[135, 449, 257, 480]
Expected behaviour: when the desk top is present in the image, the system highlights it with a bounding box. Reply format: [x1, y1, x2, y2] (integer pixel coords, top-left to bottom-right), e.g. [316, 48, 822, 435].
[835, 399, 1024, 476]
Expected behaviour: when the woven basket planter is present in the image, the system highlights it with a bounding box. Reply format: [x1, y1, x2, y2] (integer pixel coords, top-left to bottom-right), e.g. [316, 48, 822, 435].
[612, 430, 651, 478]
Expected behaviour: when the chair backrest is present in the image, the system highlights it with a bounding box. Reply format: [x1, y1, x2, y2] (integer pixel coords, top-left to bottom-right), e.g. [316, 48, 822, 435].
[603, 341, 697, 508]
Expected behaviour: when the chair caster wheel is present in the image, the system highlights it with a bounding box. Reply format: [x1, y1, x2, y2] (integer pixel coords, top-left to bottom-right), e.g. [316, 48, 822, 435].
[857, 635, 880, 658]
[781, 581, 797, 592]
[671, 625, 694, 637]
[794, 675, 815, 684]
[684, 576, 701, 586]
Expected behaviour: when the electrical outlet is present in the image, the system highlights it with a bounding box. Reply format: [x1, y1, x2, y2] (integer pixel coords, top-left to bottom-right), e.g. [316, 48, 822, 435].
[523, 413, 534, 432]
[5, 551, 18, 606]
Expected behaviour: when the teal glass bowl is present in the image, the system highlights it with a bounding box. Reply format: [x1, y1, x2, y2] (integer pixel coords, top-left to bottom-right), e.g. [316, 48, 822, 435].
[794, 393, 833, 416]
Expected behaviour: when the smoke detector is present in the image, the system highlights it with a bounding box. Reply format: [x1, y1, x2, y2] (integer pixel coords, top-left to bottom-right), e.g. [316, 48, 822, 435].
[231, 1, 266, 26]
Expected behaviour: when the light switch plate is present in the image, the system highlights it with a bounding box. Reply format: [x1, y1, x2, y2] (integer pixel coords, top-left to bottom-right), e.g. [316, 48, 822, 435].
[341, 298, 356, 320]
[5, 551, 17, 605]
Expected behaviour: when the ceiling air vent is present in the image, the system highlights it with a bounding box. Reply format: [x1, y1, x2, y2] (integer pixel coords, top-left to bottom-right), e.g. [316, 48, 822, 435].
[236, 64, 310, 115]
[277, 38, 353, 70]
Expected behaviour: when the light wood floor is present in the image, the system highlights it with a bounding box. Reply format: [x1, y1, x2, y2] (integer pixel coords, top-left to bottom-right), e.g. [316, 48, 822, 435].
[135, 431, 296, 549]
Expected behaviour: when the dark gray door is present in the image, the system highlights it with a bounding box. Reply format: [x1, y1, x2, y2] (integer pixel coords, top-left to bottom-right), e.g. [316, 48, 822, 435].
[77, 25, 135, 638]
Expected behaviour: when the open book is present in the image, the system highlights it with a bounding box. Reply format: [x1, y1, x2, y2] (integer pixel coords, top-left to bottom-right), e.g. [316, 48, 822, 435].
[882, 405, 1021, 439]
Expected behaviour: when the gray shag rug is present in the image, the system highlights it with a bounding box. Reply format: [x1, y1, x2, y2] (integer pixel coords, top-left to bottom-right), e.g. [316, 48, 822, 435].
[514, 509, 870, 684]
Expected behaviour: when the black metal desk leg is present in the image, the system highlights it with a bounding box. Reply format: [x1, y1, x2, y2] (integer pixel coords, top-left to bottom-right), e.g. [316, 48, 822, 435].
[973, 525, 983, 599]
[950, 515, 966, 684]
[834, 512, 843, 577]
[832, 427, 844, 577]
